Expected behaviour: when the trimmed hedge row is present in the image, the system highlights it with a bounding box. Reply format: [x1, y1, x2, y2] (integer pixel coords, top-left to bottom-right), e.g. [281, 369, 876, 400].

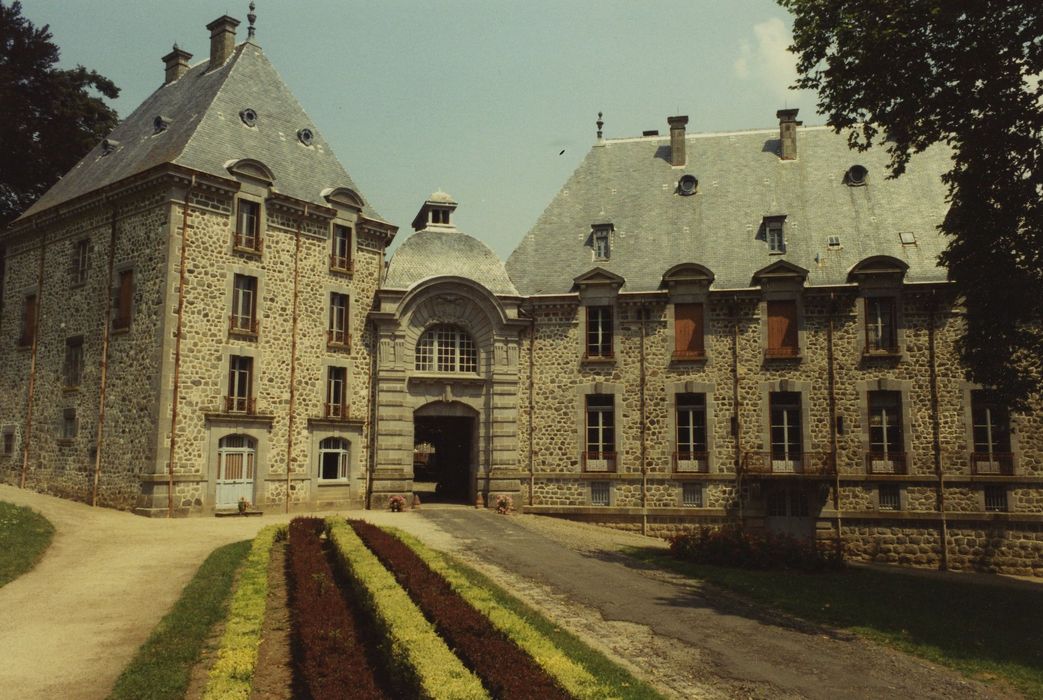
[350, 520, 571, 699]
[669, 525, 845, 572]
[326, 518, 489, 700]
[388, 527, 618, 699]
[287, 518, 389, 698]
[202, 524, 283, 700]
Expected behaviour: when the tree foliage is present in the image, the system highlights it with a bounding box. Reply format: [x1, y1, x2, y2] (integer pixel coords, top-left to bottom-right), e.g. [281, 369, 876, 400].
[0, 1, 119, 226]
[781, 0, 1043, 408]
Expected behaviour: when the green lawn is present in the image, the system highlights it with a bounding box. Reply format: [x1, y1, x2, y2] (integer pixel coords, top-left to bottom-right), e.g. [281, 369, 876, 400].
[0, 501, 55, 587]
[628, 548, 1043, 699]
[108, 540, 251, 700]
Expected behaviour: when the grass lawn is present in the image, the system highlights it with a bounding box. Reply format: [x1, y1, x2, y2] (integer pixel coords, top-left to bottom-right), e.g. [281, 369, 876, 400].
[628, 548, 1043, 699]
[445, 552, 666, 699]
[108, 540, 251, 700]
[0, 501, 55, 587]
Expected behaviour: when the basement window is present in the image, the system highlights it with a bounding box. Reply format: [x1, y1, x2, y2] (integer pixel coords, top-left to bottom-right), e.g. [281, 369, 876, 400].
[878, 484, 900, 510]
[682, 482, 703, 507]
[591, 481, 610, 506]
[984, 485, 1008, 512]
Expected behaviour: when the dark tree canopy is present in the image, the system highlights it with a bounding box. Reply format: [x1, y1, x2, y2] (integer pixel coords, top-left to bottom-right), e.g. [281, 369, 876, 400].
[0, 1, 119, 226]
[781, 0, 1043, 409]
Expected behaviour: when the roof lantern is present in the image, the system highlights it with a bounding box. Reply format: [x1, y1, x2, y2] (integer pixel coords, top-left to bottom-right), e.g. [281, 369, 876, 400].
[411, 190, 459, 231]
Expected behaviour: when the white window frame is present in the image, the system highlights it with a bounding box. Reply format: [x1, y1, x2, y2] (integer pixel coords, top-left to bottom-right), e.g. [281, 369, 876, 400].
[318, 437, 350, 482]
[769, 392, 802, 472]
[675, 393, 708, 472]
[415, 325, 477, 373]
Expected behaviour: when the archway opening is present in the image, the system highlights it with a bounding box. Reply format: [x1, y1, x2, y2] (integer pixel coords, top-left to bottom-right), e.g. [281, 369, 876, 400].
[413, 415, 474, 503]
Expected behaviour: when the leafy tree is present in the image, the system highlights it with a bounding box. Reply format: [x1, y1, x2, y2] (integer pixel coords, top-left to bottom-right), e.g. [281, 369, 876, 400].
[781, 1, 1043, 408]
[0, 1, 119, 226]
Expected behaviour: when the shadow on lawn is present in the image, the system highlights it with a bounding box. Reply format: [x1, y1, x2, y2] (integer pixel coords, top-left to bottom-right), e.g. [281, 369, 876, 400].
[619, 546, 1043, 681]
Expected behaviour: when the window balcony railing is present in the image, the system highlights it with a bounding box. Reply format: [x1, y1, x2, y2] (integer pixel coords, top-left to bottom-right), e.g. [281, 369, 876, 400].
[865, 452, 908, 475]
[324, 402, 350, 420]
[329, 254, 353, 273]
[229, 315, 259, 336]
[970, 452, 1015, 476]
[673, 451, 709, 473]
[582, 451, 617, 472]
[764, 346, 800, 359]
[327, 329, 350, 347]
[741, 451, 835, 475]
[234, 232, 262, 254]
[225, 396, 256, 414]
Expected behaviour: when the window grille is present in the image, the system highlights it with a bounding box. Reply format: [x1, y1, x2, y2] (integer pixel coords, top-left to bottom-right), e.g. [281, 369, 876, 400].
[878, 484, 900, 510]
[591, 481, 610, 506]
[415, 325, 477, 373]
[682, 482, 703, 507]
[984, 485, 1008, 512]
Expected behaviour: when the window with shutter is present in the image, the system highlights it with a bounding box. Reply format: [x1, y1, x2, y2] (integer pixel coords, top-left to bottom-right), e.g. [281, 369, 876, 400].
[673, 303, 705, 358]
[114, 270, 133, 330]
[19, 295, 36, 346]
[766, 300, 798, 357]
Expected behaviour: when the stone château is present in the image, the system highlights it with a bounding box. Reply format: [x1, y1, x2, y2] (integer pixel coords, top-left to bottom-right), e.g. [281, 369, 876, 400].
[0, 11, 1039, 574]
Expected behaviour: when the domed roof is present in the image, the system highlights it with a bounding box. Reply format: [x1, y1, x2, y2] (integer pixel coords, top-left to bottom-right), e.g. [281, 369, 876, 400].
[428, 189, 456, 203]
[385, 228, 518, 296]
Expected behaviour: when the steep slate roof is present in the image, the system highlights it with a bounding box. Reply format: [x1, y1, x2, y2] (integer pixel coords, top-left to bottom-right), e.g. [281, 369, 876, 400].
[21, 40, 387, 223]
[386, 227, 519, 296]
[506, 126, 953, 294]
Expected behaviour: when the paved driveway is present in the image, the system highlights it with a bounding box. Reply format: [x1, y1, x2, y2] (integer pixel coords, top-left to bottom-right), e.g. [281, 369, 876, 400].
[410, 508, 1016, 700]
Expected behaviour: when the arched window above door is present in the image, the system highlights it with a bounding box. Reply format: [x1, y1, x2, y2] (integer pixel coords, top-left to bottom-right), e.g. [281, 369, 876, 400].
[415, 325, 478, 373]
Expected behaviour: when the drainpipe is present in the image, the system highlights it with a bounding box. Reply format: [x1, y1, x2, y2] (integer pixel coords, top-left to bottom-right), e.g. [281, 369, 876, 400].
[285, 207, 304, 513]
[366, 319, 377, 510]
[19, 230, 47, 489]
[730, 300, 742, 521]
[639, 305, 648, 536]
[91, 207, 118, 506]
[167, 177, 195, 517]
[527, 308, 535, 506]
[827, 292, 842, 555]
[928, 289, 949, 570]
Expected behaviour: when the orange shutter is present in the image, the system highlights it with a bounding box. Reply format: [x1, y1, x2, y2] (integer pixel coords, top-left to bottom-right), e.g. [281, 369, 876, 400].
[674, 303, 704, 355]
[767, 300, 798, 353]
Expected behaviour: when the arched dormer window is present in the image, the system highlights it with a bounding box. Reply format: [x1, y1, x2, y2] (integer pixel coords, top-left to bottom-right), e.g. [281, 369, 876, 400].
[415, 325, 477, 373]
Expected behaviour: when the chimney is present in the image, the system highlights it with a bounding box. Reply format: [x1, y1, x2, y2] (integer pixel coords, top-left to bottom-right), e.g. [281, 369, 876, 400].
[777, 108, 802, 160]
[667, 115, 688, 167]
[161, 45, 192, 85]
[206, 15, 240, 69]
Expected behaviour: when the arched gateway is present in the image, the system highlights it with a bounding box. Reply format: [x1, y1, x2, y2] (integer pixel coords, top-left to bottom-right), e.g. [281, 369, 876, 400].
[368, 192, 526, 508]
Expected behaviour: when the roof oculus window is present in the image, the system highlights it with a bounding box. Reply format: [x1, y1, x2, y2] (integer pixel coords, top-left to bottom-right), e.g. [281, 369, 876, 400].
[153, 115, 170, 134]
[239, 108, 258, 127]
[678, 174, 698, 196]
[844, 164, 868, 186]
[297, 128, 314, 146]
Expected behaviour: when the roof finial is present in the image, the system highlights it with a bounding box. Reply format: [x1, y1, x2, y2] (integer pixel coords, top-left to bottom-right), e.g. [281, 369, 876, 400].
[247, 2, 257, 39]
[596, 111, 604, 140]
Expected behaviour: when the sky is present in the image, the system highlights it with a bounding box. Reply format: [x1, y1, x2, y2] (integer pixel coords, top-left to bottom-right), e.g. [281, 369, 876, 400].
[19, 0, 820, 259]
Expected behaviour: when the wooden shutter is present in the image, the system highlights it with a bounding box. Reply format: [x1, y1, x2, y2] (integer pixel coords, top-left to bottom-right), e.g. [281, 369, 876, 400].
[116, 270, 133, 328]
[767, 300, 798, 355]
[674, 303, 704, 356]
[22, 295, 36, 345]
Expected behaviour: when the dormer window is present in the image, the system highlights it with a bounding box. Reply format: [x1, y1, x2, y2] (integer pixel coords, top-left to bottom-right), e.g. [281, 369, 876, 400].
[592, 224, 612, 261]
[763, 216, 786, 254]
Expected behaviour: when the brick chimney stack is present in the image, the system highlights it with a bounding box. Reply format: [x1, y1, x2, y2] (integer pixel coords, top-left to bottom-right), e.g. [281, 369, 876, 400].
[668, 115, 689, 167]
[206, 15, 240, 70]
[161, 45, 193, 85]
[777, 108, 802, 160]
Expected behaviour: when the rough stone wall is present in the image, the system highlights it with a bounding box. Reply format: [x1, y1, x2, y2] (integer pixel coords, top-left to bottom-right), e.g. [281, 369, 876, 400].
[0, 192, 170, 508]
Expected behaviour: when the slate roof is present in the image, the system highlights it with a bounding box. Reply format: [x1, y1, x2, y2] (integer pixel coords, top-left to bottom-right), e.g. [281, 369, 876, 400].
[386, 227, 519, 296]
[21, 41, 387, 224]
[505, 126, 953, 294]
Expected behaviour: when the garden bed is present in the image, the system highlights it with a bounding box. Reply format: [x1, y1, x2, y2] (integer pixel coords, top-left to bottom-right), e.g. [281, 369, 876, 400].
[350, 519, 571, 699]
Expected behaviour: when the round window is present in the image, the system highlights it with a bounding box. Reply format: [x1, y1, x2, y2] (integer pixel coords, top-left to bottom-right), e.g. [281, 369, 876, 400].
[239, 108, 258, 127]
[845, 164, 868, 186]
[678, 174, 698, 196]
[297, 128, 314, 146]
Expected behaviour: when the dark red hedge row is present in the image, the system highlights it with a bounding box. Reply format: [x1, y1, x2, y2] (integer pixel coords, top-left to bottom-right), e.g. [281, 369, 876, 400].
[349, 519, 570, 700]
[287, 518, 391, 699]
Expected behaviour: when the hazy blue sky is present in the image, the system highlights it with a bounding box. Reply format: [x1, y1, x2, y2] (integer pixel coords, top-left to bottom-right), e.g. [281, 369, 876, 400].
[20, 0, 820, 258]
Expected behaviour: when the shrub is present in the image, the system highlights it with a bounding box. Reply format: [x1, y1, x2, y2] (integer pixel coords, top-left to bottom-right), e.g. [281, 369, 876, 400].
[388, 495, 407, 512]
[668, 525, 844, 572]
[494, 494, 513, 514]
[202, 524, 283, 699]
[326, 519, 489, 699]
[286, 518, 388, 699]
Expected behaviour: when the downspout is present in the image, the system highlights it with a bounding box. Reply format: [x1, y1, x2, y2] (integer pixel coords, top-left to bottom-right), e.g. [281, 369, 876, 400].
[928, 290, 949, 570]
[91, 207, 118, 506]
[639, 306, 648, 535]
[285, 208, 304, 513]
[366, 318, 377, 510]
[827, 292, 842, 555]
[527, 309, 535, 506]
[731, 301, 743, 521]
[19, 231, 47, 488]
[167, 177, 195, 517]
